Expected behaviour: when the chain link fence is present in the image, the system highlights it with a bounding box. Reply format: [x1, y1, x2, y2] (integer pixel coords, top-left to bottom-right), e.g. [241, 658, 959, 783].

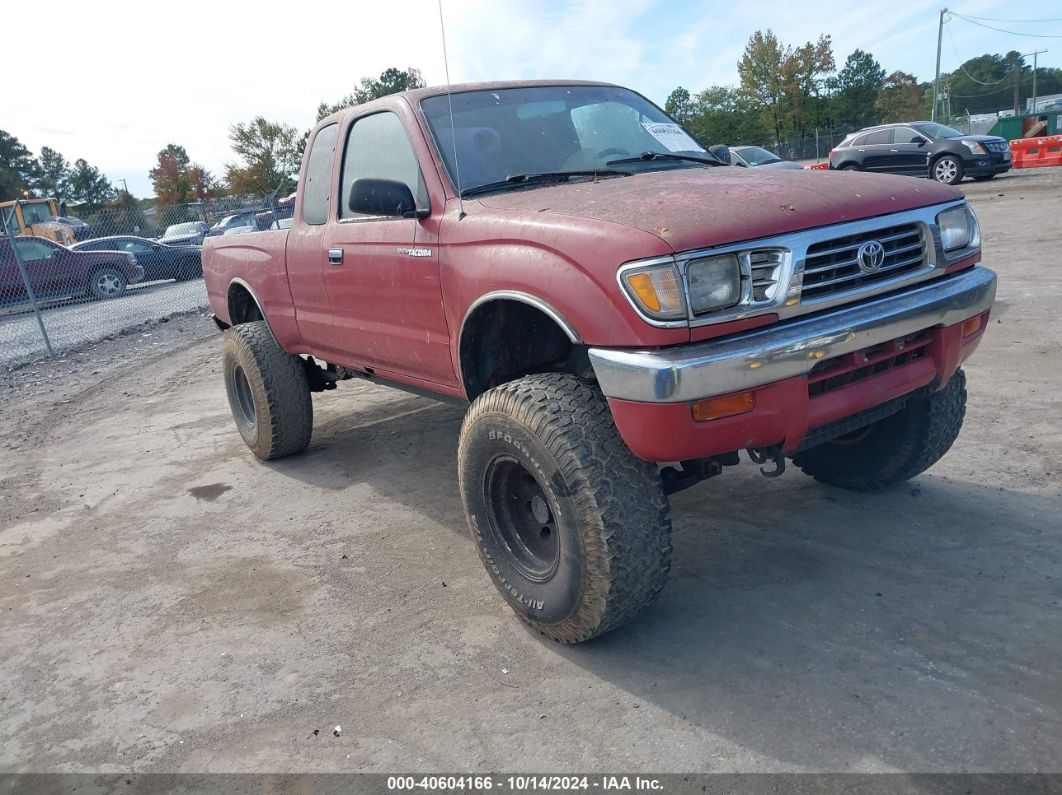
[738, 126, 860, 163]
[0, 193, 292, 369]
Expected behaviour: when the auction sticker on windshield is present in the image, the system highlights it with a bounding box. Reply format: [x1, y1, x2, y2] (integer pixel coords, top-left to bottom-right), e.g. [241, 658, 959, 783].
[641, 122, 705, 152]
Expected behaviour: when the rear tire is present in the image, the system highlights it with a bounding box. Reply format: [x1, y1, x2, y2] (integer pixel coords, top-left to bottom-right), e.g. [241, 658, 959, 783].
[458, 374, 672, 643]
[88, 266, 127, 300]
[840, 163, 860, 171]
[222, 321, 312, 460]
[932, 155, 964, 185]
[793, 370, 967, 491]
[176, 257, 203, 281]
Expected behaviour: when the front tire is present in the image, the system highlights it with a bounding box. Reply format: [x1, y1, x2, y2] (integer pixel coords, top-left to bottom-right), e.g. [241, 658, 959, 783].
[932, 155, 964, 185]
[793, 370, 967, 491]
[222, 321, 312, 460]
[458, 374, 672, 643]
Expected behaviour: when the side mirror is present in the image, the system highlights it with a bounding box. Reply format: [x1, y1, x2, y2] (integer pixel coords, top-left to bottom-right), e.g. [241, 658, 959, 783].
[915, 138, 926, 146]
[348, 178, 428, 219]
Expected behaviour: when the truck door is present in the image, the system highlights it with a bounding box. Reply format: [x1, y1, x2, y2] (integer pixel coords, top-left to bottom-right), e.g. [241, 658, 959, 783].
[320, 110, 454, 385]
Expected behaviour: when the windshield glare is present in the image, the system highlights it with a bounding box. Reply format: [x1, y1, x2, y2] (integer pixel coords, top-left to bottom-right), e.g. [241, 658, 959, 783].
[914, 122, 964, 140]
[421, 85, 706, 192]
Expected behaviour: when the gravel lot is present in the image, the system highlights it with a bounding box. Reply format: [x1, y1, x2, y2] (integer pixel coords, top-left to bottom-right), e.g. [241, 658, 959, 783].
[0, 279, 209, 369]
[0, 169, 1060, 774]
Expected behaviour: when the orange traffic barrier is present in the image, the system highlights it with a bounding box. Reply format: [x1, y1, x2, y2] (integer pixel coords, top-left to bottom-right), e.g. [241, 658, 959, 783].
[807, 162, 829, 170]
[1009, 135, 1062, 169]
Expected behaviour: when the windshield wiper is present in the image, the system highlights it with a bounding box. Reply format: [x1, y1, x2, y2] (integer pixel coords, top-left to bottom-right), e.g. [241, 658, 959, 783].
[606, 151, 724, 167]
[460, 170, 630, 198]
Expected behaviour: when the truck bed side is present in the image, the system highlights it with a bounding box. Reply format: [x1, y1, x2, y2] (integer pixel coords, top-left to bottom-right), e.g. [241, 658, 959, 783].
[202, 230, 303, 350]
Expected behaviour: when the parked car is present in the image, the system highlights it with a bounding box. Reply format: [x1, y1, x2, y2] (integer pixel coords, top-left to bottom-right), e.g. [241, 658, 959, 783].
[159, 221, 209, 247]
[1, 235, 142, 306]
[204, 80, 994, 644]
[829, 122, 1012, 184]
[47, 215, 93, 241]
[72, 235, 202, 281]
[728, 145, 802, 169]
[206, 212, 261, 237]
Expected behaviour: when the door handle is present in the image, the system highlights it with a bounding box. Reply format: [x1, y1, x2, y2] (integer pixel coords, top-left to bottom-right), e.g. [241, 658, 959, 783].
[328, 249, 343, 266]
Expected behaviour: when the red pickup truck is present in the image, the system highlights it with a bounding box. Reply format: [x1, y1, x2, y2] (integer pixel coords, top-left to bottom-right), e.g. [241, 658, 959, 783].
[204, 80, 996, 643]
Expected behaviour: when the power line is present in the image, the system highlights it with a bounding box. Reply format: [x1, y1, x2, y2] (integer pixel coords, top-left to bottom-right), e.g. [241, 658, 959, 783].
[959, 13, 1062, 24]
[945, 26, 1012, 85]
[950, 12, 1062, 38]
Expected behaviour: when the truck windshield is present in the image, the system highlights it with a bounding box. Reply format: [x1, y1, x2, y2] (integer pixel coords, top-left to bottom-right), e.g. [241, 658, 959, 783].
[421, 85, 708, 194]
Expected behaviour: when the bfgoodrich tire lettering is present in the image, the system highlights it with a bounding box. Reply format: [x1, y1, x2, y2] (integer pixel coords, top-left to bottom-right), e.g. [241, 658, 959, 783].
[458, 373, 672, 643]
[222, 321, 312, 460]
[793, 369, 967, 491]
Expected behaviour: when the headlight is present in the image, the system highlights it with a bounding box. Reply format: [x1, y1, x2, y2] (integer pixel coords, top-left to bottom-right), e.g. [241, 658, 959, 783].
[686, 254, 742, 313]
[620, 263, 686, 320]
[960, 140, 987, 155]
[936, 204, 980, 252]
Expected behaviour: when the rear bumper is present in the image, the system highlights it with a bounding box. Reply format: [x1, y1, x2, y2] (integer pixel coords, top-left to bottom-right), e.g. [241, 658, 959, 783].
[589, 266, 996, 462]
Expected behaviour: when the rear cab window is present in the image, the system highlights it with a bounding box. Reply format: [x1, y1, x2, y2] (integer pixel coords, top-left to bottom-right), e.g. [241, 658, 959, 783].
[302, 123, 340, 225]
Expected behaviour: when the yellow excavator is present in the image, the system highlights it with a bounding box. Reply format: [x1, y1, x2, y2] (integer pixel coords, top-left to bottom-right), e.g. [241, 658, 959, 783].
[0, 198, 76, 245]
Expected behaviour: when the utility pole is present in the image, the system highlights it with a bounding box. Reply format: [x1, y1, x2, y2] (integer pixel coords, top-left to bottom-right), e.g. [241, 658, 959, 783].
[933, 8, 947, 122]
[1029, 49, 1047, 113]
[1013, 61, 1020, 115]
[118, 178, 129, 195]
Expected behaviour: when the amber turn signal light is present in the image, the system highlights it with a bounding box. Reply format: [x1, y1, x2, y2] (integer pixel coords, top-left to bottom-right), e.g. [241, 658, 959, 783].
[691, 391, 756, 422]
[961, 315, 984, 338]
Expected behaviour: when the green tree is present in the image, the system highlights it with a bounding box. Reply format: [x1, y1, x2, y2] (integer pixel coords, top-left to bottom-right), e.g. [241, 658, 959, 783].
[664, 87, 693, 124]
[66, 159, 114, 208]
[738, 30, 790, 143]
[0, 130, 41, 201]
[225, 117, 302, 195]
[834, 49, 886, 128]
[783, 35, 835, 136]
[316, 66, 427, 120]
[35, 146, 71, 203]
[877, 71, 926, 123]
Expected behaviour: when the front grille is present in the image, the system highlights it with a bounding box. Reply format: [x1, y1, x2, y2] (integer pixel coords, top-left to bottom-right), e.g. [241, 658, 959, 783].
[985, 141, 1009, 153]
[807, 330, 932, 397]
[800, 222, 926, 301]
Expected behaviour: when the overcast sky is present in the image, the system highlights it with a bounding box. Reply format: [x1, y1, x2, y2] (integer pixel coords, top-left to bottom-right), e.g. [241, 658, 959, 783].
[5, 0, 1060, 197]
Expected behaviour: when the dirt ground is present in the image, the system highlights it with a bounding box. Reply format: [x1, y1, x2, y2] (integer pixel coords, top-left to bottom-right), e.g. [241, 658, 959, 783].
[1, 169, 1060, 774]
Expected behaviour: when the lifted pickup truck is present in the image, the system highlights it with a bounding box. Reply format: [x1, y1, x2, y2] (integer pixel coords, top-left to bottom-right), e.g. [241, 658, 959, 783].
[203, 80, 996, 643]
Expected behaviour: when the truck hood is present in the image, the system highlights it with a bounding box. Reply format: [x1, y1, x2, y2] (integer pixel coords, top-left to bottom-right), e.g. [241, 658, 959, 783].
[472, 167, 961, 253]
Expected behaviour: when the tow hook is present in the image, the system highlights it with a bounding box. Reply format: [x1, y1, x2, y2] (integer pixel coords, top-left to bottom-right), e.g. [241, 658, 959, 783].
[747, 445, 786, 478]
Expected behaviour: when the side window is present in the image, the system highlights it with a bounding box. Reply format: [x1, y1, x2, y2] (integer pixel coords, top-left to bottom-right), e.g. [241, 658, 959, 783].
[864, 129, 893, 145]
[303, 123, 339, 225]
[897, 128, 924, 144]
[14, 239, 54, 261]
[340, 112, 427, 220]
[122, 241, 153, 253]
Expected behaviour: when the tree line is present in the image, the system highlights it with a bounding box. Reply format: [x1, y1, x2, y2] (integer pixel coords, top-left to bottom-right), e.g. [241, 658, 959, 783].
[0, 132, 114, 210]
[666, 29, 1062, 148]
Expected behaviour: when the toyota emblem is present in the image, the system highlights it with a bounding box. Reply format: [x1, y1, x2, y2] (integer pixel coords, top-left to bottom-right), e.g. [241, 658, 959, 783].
[857, 240, 885, 273]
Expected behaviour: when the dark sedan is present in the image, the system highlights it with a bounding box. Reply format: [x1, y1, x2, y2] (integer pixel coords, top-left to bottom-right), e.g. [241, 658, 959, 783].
[72, 236, 202, 282]
[1, 236, 142, 306]
[829, 122, 1011, 184]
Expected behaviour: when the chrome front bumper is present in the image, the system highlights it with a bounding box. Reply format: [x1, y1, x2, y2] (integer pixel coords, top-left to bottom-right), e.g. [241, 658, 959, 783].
[589, 266, 997, 403]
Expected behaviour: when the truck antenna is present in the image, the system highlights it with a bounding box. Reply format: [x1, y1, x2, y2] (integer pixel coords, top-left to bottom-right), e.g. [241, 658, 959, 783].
[437, 0, 466, 219]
